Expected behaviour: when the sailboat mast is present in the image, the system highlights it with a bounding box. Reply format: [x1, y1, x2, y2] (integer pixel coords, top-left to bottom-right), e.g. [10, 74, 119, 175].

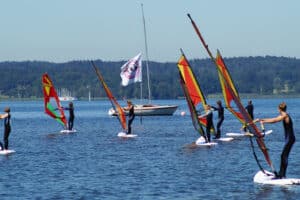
[141, 3, 151, 103]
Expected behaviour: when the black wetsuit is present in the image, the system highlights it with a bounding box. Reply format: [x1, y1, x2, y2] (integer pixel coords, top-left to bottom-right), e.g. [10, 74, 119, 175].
[64, 107, 75, 130]
[245, 104, 254, 119]
[212, 105, 224, 138]
[0, 114, 11, 150]
[279, 114, 296, 178]
[205, 110, 214, 142]
[127, 106, 135, 134]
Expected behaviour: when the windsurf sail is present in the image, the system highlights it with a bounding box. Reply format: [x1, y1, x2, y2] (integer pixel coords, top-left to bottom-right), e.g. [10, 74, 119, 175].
[177, 49, 209, 128]
[187, 14, 275, 171]
[42, 73, 67, 127]
[91, 61, 127, 131]
[215, 50, 246, 124]
[179, 73, 207, 140]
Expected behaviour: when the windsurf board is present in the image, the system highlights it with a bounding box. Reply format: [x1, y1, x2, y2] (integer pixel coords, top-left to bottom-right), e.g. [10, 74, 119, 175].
[213, 137, 234, 142]
[60, 129, 77, 134]
[118, 132, 137, 138]
[0, 149, 15, 155]
[195, 136, 217, 146]
[226, 130, 272, 137]
[254, 170, 300, 185]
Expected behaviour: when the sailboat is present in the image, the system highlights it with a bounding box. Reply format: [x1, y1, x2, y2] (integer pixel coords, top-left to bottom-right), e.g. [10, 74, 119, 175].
[42, 73, 74, 133]
[109, 4, 177, 116]
[91, 61, 137, 138]
[108, 52, 177, 116]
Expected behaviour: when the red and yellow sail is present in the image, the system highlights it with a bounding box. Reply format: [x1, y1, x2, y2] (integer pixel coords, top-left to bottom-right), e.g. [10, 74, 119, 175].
[179, 72, 205, 137]
[91, 61, 127, 131]
[42, 73, 67, 127]
[177, 54, 208, 127]
[215, 50, 245, 124]
[215, 50, 274, 170]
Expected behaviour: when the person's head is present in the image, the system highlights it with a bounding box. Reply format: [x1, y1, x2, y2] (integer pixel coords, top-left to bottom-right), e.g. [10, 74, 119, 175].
[69, 102, 73, 107]
[127, 100, 132, 106]
[206, 104, 211, 110]
[217, 100, 222, 106]
[248, 100, 252, 105]
[278, 102, 287, 112]
[4, 107, 10, 113]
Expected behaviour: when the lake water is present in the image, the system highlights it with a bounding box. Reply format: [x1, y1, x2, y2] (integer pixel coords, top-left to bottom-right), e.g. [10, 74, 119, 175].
[0, 98, 300, 199]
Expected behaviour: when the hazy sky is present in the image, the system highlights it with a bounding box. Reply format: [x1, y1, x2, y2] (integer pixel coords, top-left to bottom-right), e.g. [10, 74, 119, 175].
[0, 0, 299, 62]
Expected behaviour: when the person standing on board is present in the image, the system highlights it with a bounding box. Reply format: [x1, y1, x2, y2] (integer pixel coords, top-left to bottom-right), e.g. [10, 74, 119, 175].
[199, 104, 214, 143]
[124, 100, 135, 135]
[259, 102, 295, 178]
[63, 102, 75, 130]
[243, 100, 254, 132]
[0, 107, 11, 150]
[245, 100, 254, 119]
[212, 100, 224, 139]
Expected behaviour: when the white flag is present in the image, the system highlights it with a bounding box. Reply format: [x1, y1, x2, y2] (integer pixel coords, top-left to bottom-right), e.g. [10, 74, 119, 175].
[120, 53, 142, 86]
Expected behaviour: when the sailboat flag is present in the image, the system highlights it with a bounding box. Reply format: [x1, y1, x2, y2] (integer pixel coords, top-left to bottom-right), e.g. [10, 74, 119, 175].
[120, 53, 142, 86]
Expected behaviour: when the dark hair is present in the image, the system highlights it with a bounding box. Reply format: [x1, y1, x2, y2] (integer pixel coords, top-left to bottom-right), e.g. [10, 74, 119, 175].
[278, 102, 287, 111]
[4, 107, 10, 113]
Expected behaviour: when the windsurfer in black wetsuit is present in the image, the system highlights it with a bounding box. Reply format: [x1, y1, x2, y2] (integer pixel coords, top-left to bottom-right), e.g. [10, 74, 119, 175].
[245, 100, 254, 120]
[63, 102, 75, 130]
[259, 102, 295, 178]
[243, 100, 254, 132]
[124, 100, 135, 134]
[0, 107, 11, 150]
[212, 100, 224, 139]
[199, 104, 214, 143]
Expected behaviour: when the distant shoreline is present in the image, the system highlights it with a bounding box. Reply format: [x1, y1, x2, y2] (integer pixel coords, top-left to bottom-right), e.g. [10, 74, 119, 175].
[1, 93, 300, 101]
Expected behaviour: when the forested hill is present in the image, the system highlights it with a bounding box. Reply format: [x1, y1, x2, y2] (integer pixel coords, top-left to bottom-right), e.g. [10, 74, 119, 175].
[0, 56, 299, 99]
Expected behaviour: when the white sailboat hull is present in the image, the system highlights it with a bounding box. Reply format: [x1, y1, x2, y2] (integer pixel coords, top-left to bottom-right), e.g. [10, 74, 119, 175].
[108, 104, 178, 116]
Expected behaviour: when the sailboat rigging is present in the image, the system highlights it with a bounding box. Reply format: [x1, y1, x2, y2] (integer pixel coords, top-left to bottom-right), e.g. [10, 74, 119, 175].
[42, 73, 67, 129]
[187, 14, 275, 172]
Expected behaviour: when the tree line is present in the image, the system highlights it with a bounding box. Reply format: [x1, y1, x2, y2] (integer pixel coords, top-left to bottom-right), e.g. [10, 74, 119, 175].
[0, 55, 299, 99]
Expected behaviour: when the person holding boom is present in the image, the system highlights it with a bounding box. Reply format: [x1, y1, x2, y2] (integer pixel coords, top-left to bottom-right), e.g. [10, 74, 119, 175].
[258, 102, 295, 179]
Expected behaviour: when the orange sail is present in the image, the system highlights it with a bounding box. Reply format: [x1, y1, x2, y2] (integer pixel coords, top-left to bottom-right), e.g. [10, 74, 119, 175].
[42, 73, 67, 127]
[177, 53, 208, 127]
[215, 50, 246, 124]
[187, 13, 274, 171]
[91, 61, 127, 131]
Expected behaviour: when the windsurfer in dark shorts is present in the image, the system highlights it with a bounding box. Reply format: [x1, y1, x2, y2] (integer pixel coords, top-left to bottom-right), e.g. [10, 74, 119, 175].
[259, 102, 295, 178]
[0, 107, 11, 150]
[63, 102, 75, 130]
[124, 100, 135, 134]
[212, 100, 224, 139]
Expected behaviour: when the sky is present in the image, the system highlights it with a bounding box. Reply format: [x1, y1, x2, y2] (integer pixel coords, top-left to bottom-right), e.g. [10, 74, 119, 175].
[0, 0, 299, 63]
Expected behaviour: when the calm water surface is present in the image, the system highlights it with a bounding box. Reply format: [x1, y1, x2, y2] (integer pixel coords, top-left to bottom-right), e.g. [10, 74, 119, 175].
[0, 99, 300, 199]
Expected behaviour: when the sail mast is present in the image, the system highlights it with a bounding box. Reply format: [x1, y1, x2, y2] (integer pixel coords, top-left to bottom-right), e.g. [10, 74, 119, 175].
[141, 3, 151, 103]
[187, 13, 275, 171]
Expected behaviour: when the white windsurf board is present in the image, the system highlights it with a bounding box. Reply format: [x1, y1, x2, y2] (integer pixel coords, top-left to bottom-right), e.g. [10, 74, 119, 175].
[195, 136, 217, 146]
[60, 129, 77, 134]
[118, 132, 137, 138]
[0, 149, 15, 155]
[213, 137, 234, 142]
[226, 130, 272, 137]
[253, 170, 300, 185]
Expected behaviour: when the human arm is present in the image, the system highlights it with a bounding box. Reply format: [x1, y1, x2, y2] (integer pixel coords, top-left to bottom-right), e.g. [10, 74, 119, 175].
[259, 114, 285, 124]
[0, 113, 8, 119]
